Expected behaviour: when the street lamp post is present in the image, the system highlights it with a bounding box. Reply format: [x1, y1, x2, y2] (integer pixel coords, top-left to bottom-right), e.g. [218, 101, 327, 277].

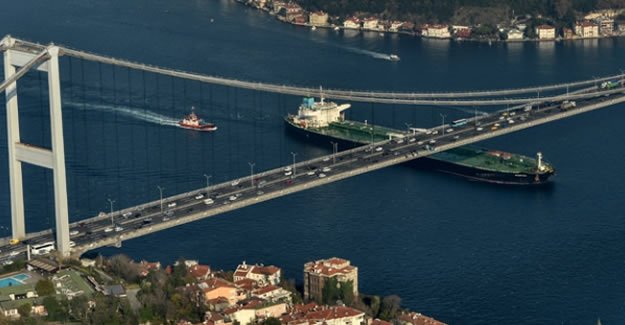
[203, 174, 212, 195]
[107, 198, 115, 227]
[330, 142, 338, 165]
[290, 152, 297, 177]
[440, 113, 447, 134]
[248, 162, 256, 187]
[157, 186, 164, 214]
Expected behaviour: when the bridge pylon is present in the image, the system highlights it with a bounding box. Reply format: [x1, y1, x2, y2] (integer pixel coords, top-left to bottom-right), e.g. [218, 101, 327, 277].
[1, 36, 71, 256]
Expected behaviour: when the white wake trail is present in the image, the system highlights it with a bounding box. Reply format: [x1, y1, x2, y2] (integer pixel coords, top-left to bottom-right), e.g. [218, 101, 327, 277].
[67, 102, 179, 126]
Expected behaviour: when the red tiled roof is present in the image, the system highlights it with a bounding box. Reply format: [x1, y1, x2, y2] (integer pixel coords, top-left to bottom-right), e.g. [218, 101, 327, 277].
[188, 264, 211, 278]
[537, 24, 554, 29]
[235, 278, 258, 291]
[201, 278, 236, 292]
[398, 312, 447, 325]
[251, 265, 280, 276]
[252, 285, 280, 296]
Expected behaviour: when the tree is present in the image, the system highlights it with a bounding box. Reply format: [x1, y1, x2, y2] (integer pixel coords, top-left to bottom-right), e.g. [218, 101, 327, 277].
[35, 279, 55, 296]
[107, 254, 141, 283]
[339, 280, 355, 306]
[69, 295, 91, 322]
[42, 296, 70, 322]
[378, 295, 401, 320]
[263, 317, 282, 325]
[17, 302, 31, 318]
[553, 0, 572, 18]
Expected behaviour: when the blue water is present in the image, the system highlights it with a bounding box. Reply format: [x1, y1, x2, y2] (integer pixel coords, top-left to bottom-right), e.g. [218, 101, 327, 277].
[1, 0, 625, 324]
[0, 273, 29, 288]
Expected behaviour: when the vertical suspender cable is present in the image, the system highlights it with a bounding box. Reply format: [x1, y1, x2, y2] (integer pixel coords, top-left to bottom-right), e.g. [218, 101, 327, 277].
[142, 70, 149, 198]
[80, 58, 91, 215]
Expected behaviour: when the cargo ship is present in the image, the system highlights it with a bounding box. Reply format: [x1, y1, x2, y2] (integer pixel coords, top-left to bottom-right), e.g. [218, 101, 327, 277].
[178, 108, 217, 132]
[285, 96, 555, 185]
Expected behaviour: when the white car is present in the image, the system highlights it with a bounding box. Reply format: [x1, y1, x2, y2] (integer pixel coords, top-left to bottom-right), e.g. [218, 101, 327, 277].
[122, 212, 132, 218]
[69, 241, 76, 248]
[323, 157, 330, 162]
[3, 260, 13, 266]
[257, 190, 265, 195]
[284, 171, 293, 176]
[115, 226, 124, 232]
[318, 173, 327, 178]
[9, 251, 19, 257]
[431, 130, 439, 135]
[476, 127, 484, 131]
[409, 138, 416, 143]
[508, 119, 515, 124]
[322, 167, 331, 172]
[396, 139, 404, 144]
[167, 202, 177, 208]
[453, 135, 460, 140]
[446, 128, 454, 133]
[375, 147, 383, 152]
[284, 166, 292, 172]
[229, 195, 238, 201]
[307, 171, 315, 176]
[69, 230, 79, 236]
[429, 139, 436, 144]
[104, 227, 114, 233]
[231, 180, 240, 186]
[417, 141, 424, 145]
[195, 194, 204, 200]
[203, 198, 214, 205]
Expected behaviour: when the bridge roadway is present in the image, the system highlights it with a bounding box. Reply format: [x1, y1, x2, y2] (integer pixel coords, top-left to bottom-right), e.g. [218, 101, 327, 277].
[4, 36, 625, 106]
[0, 89, 624, 261]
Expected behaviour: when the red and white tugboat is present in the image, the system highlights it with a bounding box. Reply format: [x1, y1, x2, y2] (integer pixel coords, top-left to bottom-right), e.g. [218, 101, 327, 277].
[178, 108, 217, 132]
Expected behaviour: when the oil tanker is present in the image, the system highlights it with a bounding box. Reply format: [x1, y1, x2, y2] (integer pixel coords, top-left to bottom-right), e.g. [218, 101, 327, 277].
[285, 96, 555, 185]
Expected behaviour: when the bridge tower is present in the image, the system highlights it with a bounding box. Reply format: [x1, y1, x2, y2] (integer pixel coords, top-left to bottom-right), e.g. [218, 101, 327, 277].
[2, 36, 71, 256]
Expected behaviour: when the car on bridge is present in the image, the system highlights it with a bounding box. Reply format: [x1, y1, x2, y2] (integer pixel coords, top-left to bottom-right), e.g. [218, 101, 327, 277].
[167, 202, 177, 208]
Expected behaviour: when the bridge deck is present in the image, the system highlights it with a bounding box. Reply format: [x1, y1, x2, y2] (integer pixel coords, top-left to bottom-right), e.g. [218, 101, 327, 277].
[1, 90, 623, 261]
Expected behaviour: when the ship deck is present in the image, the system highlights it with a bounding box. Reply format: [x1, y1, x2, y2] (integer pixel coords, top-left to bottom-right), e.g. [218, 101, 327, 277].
[315, 120, 546, 174]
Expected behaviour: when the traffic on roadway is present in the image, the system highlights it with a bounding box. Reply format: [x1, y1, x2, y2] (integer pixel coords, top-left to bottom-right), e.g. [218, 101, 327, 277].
[1, 84, 624, 262]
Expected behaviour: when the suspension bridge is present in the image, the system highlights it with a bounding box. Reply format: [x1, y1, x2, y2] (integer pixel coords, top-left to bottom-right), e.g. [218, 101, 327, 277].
[1, 35, 624, 259]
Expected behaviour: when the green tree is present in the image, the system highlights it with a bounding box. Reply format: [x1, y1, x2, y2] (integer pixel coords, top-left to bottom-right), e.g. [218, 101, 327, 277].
[321, 277, 340, 304]
[339, 280, 355, 306]
[378, 295, 401, 321]
[35, 279, 55, 296]
[263, 317, 282, 325]
[17, 302, 31, 318]
[42, 296, 70, 322]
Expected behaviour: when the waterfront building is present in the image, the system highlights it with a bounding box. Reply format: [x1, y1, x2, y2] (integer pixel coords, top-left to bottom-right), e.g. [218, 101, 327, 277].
[398, 312, 447, 325]
[595, 17, 615, 35]
[536, 25, 556, 40]
[363, 17, 379, 30]
[563, 28, 575, 39]
[575, 21, 599, 38]
[453, 25, 471, 38]
[343, 17, 361, 29]
[251, 285, 293, 303]
[281, 303, 365, 325]
[309, 11, 329, 26]
[234, 261, 281, 287]
[389, 21, 404, 32]
[188, 264, 211, 280]
[199, 278, 240, 305]
[507, 29, 524, 40]
[303, 257, 358, 301]
[422, 24, 451, 38]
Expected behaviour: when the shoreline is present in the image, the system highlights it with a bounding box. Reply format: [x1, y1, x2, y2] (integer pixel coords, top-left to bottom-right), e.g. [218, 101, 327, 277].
[235, 0, 625, 45]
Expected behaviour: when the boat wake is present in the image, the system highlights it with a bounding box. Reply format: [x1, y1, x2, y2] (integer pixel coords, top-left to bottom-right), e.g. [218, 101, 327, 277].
[67, 102, 179, 126]
[341, 45, 394, 61]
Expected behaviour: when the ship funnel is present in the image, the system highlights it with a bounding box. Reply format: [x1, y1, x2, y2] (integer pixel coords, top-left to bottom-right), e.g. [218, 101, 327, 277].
[537, 152, 545, 171]
[319, 85, 324, 104]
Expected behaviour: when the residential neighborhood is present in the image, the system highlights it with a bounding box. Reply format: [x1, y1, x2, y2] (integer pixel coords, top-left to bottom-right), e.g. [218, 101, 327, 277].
[235, 0, 625, 43]
[0, 256, 446, 324]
